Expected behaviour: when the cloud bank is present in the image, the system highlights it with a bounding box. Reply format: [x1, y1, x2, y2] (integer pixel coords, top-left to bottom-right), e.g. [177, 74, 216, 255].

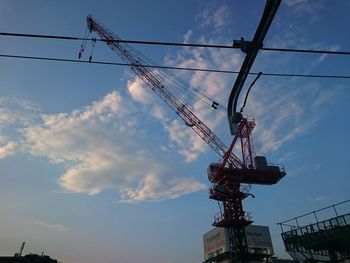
[21, 91, 204, 202]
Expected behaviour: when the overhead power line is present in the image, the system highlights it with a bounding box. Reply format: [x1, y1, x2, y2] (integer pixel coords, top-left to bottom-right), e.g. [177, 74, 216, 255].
[1, 32, 350, 56]
[0, 32, 239, 49]
[262, 47, 350, 56]
[1, 53, 350, 80]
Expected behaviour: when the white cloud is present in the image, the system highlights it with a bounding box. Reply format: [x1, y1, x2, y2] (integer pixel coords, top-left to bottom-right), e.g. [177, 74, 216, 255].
[0, 108, 13, 126]
[183, 30, 192, 44]
[0, 140, 17, 159]
[22, 91, 205, 202]
[0, 97, 40, 127]
[119, 173, 204, 203]
[163, 119, 207, 162]
[35, 221, 68, 232]
[195, 9, 211, 29]
[151, 105, 168, 121]
[195, 4, 229, 32]
[0, 97, 40, 112]
[23, 91, 127, 163]
[284, 0, 325, 15]
[213, 5, 228, 29]
[0, 97, 41, 159]
[277, 151, 297, 163]
[311, 89, 337, 110]
[127, 77, 153, 104]
[307, 45, 341, 71]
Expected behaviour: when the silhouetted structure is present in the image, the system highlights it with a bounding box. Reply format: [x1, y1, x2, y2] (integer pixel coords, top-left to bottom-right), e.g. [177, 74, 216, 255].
[203, 225, 275, 263]
[0, 253, 60, 263]
[278, 200, 350, 262]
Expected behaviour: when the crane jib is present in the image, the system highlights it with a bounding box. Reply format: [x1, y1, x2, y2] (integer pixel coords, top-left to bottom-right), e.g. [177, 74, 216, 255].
[86, 15, 243, 167]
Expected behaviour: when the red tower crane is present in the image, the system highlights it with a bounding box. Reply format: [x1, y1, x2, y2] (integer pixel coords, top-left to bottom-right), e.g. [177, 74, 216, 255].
[85, 8, 284, 262]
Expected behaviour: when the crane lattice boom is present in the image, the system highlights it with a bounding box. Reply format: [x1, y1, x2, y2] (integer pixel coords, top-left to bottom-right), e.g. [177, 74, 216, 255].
[86, 15, 243, 167]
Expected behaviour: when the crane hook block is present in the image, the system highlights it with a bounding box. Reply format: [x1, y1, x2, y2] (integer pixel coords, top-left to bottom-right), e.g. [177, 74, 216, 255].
[211, 101, 219, 110]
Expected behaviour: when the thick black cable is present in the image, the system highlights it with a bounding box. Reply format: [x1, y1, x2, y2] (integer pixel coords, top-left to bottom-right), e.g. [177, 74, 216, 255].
[262, 47, 350, 55]
[0, 32, 236, 49]
[1, 32, 350, 56]
[1, 53, 350, 80]
[240, 72, 262, 113]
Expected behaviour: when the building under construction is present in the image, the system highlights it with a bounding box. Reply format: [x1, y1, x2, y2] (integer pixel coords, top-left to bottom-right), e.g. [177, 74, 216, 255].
[278, 200, 350, 263]
[203, 225, 275, 263]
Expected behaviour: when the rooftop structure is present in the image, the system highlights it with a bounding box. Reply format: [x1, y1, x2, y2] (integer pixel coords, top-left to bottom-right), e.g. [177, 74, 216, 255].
[278, 200, 350, 262]
[203, 225, 274, 263]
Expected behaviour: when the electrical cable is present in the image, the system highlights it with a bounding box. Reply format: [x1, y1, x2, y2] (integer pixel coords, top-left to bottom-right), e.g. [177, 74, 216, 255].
[2, 53, 350, 80]
[0, 32, 238, 49]
[1, 32, 350, 56]
[262, 47, 350, 56]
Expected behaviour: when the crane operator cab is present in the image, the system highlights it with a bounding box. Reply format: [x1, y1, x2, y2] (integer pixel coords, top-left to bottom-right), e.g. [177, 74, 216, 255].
[208, 156, 285, 185]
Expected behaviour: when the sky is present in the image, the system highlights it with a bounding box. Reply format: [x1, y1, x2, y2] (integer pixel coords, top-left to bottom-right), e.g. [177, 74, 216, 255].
[0, 0, 350, 262]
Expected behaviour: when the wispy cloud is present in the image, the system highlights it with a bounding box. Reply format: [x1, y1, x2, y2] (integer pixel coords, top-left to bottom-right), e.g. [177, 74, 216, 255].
[195, 4, 230, 32]
[0, 139, 17, 159]
[313, 163, 322, 171]
[316, 46, 340, 63]
[127, 78, 154, 104]
[283, 0, 325, 15]
[119, 174, 204, 203]
[0, 97, 41, 159]
[158, 30, 242, 161]
[35, 221, 68, 232]
[245, 82, 338, 152]
[183, 30, 193, 44]
[125, 2, 340, 165]
[277, 151, 297, 163]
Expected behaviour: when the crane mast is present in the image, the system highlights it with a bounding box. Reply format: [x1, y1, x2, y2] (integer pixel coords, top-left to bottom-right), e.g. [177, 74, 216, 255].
[86, 15, 244, 168]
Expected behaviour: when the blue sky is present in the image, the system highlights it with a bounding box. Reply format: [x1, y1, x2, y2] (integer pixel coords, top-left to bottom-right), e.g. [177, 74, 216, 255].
[0, 1, 350, 262]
